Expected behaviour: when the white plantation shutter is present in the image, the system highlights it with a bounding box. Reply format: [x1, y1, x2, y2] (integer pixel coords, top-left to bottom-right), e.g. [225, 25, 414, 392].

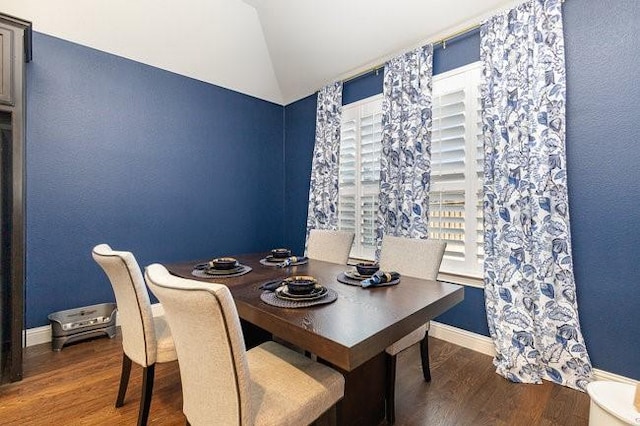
[475, 86, 485, 266]
[430, 62, 483, 277]
[337, 65, 483, 276]
[339, 117, 357, 233]
[338, 95, 383, 259]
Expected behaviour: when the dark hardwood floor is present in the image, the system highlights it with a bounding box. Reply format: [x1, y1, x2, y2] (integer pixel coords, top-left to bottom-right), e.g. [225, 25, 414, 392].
[0, 332, 590, 425]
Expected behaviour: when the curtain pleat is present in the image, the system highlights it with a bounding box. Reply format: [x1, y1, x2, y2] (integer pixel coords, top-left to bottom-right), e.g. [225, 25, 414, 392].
[374, 45, 434, 257]
[481, 0, 593, 391]
[305, 82, 343, 243]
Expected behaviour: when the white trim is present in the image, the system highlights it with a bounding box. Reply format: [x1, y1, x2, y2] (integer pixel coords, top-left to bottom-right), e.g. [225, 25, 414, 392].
[430, 321, 495, 356]
[25, 325, 52, 347]
[437, 272, 484, 289]
[429, 321, 638, 385]
[24, 303, 165, 347]
[592, 368, 639, 386]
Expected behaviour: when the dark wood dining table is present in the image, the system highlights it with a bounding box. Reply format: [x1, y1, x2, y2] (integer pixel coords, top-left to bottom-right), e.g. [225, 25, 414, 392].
[165, 253, 464, 425]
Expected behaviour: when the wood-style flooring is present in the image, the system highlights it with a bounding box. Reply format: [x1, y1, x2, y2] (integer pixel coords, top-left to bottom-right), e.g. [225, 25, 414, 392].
[0, 332, 590, 425]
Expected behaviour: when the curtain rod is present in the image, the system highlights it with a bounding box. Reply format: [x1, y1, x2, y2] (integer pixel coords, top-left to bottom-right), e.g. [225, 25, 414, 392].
[341, 22, 482, 85]
[339, 0, 569, 86]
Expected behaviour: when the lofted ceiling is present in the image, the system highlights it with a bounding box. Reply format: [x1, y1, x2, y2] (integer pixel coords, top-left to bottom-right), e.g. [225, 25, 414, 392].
[0, 0, 521, 105]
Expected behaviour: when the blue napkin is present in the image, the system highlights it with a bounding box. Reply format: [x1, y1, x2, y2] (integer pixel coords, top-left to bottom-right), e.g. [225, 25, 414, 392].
[259, 280, 284, 291]
[278, 256, 308, 268]
[361, 271, 401, 288]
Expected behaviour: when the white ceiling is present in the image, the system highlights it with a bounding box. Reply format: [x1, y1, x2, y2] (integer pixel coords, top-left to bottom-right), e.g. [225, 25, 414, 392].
[0, 0, 520, 105]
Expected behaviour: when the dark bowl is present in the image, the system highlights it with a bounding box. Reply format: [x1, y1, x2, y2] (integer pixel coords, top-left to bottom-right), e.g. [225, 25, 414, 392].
[284, 275, 318, 295]
[271, 248, 292, 259]
[356, 262, 380, 276]
[209, 257, 238, 270]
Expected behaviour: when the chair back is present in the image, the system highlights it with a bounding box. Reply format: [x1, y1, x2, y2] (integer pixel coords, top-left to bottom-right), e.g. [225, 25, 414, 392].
[379, 236, 446, 280]
[306, 229, 355, 264]
[92, 244, 157, 367]
[145, 264, 252, 426]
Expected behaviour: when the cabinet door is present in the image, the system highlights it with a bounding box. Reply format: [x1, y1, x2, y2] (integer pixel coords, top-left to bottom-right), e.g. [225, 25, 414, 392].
[0, 26, 14, 106]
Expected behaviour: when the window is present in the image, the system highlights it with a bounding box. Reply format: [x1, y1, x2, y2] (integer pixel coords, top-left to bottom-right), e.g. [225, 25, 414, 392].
[429, 62, 483, 278]
[338, 95, 383, 260]
[337, 62, 483, 279]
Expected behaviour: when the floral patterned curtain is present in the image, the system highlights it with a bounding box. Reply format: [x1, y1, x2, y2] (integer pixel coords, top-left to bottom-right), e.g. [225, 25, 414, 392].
[306, 82, 343, 239]
[374, 45, 433, 256]
[481, 0, 592, 391]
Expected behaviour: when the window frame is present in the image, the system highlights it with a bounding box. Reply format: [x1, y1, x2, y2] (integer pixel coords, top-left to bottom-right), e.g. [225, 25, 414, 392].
[338, 94, 383, 261]
[430, 61, 484, 281]
[336, 66, 485, 288]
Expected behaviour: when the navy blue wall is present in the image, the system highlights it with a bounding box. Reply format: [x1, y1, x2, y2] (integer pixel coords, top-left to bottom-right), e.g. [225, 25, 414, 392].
[563, 0, 639, 379]
[26, 33, 284, 327]
[283, 93, 316, 254]
[283, 0, 640, 379]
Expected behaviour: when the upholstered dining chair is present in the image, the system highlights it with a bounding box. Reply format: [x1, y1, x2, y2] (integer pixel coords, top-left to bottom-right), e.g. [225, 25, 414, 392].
[92, 244, 177, 426]
[144, 263, 345, 426]
[378, 235, 446, 423]
[306, 229, 355, 264]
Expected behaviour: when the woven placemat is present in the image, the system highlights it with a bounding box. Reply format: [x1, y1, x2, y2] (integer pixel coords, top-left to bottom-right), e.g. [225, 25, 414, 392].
[191, 265, 252, 279]
[259, 258, 309, 267]
[260, 288, 338, 308]
[336, 272, 399, 287]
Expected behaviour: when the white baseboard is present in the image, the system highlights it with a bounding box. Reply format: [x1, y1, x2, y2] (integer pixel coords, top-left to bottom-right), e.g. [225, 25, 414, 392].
[429, 321, 496, 356]
[25, 307, 636, 385]
[592, 367, 639, 385]
[429, 321, 638, 385]
[25, 302, 166, 348]
[25, 325, 52, 347]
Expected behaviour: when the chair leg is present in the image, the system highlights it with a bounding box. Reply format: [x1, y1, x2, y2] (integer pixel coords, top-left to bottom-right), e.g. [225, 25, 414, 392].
[116, 353, 133, 407]
[137, 364, 155, 426]
[419, 335, 432, 382]
[385, 352, 397, 424]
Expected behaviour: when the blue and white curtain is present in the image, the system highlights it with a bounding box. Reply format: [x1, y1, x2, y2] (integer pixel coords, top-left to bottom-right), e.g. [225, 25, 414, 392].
[374, 45, 433, 257]
[306, 82, 343, 238]
[481, 0, 592, 390]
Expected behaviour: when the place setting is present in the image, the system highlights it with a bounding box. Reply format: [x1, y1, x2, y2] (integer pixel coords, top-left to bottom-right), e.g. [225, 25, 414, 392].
[259, 275, 338, 308]
[191, 257, 252, 278]
[338, 262, 401, 288]
[260, 248, 309, 268]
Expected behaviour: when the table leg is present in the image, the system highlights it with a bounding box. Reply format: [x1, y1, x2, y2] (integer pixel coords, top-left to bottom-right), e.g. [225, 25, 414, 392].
[329, 352, 387, 426]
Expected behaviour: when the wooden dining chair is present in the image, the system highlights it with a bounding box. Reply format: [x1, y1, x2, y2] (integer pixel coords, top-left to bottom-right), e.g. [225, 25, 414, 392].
[144, 263, 345, 426]
[306, 229, 355, 264]
[378, 235, 446, 424]
[92, 244, 177, 426]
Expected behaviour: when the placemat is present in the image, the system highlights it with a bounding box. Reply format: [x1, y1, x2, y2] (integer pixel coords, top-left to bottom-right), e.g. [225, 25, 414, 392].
[191, 264, 252, 279]
[337, 272, 399, 287]
[259, 258, 309, 267]
[260, 288, 338, 308]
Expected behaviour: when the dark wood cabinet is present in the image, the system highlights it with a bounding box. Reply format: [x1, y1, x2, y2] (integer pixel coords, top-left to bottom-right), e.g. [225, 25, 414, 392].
[0, 26, 14, 105]
[0, 14, 30, 384]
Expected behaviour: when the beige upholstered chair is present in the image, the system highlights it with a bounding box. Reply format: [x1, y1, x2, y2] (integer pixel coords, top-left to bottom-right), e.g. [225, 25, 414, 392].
[92, 244, 177, 426]
[378, 235, 446, 423]
[306, 229, 355, 264]
[144, 264, 345, 426]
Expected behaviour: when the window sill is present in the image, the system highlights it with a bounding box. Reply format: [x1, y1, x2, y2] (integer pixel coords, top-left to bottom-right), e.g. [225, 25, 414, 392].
[437, 272, 484, 289]
[348, 258, 484, 289]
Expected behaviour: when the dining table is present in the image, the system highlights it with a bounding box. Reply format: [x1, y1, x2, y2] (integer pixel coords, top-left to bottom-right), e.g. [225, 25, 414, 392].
[165, 253, 464, 426]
